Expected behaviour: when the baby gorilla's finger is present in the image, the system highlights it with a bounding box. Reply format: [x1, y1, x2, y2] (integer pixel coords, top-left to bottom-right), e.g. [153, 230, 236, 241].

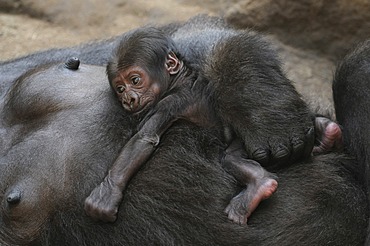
[302, 127, 315, 157]
[270, 143, 291, 166]
[289, 127, 314, 163]
[289, 136, 305, 163]
[250, 148, 270, 166]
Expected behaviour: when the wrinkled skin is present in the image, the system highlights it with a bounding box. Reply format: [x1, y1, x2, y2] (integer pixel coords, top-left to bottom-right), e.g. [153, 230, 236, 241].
[0, 15, 368, 246]
[111, 65, 164, 114]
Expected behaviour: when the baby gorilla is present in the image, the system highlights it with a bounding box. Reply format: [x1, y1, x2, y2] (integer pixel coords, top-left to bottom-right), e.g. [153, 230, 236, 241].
[84, 27, 314, 224]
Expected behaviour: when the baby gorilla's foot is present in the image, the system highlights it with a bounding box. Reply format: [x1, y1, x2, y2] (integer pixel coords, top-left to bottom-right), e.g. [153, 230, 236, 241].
[313, 117, 343, 154]
[224, 177, 278, 225]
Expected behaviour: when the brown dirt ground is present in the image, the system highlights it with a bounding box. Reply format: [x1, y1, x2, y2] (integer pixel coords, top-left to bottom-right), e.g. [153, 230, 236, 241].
[0, 1, 216, 60]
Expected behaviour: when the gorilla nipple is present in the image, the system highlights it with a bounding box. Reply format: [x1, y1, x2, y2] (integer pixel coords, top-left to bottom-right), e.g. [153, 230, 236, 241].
[7, 189, 22, 205]
[65, 57, 80, 70]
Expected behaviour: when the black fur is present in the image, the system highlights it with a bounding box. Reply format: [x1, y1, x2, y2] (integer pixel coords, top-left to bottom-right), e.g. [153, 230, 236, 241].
[0, 15, 368, 245]
[333, 39, 370, 244]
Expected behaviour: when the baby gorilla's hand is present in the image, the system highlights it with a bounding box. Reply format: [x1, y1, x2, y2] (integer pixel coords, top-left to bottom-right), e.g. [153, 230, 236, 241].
[242, 117, 315, 168]
[84, 177, 123, 222]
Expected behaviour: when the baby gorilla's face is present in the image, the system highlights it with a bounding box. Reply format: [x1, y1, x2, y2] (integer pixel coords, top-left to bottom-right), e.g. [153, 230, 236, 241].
[111, 66, 163, 114]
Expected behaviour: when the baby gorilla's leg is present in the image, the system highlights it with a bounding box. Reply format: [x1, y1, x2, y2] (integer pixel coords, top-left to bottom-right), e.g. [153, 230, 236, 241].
[313, 116, 343, 154]
[222, 139, 278, 225]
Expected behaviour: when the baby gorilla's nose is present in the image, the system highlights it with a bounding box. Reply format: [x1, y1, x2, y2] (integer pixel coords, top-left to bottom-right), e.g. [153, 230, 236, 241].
[122, 92, 140, 112]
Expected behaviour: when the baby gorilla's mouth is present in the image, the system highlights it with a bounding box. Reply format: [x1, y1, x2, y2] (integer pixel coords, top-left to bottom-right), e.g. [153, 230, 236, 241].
[122, 99, 150, 115]
[123, 101, 137, 112]
[129, 100, 135, 110]
[122, 96, 140, 112]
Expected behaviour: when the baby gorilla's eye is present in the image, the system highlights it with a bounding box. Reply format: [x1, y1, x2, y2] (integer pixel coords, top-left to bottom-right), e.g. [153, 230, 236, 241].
[116, 85, 125, 93]
[131, 76, 141, 85]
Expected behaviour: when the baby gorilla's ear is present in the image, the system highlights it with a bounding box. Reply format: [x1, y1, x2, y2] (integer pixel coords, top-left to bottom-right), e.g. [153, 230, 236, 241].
[165, 51, 183, 75]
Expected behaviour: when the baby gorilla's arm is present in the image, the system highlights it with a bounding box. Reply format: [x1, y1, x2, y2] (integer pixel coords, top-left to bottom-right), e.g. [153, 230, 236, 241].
[84, 112, 175, 222]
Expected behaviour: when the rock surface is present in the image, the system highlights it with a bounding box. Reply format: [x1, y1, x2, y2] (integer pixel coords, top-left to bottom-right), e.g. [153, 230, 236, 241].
[226, 0, 370, 61]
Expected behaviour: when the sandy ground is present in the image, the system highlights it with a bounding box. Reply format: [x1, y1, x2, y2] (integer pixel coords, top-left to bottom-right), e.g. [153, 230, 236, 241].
[0, 1, 214, 60]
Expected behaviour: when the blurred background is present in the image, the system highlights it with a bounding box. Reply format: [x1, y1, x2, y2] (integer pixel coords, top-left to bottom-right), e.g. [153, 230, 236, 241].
[1, 0, 369, 112]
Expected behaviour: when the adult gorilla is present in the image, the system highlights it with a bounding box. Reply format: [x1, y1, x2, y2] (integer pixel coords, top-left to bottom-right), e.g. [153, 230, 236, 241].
[333, 39, 370, 245]
[0, 15, 367, 245]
